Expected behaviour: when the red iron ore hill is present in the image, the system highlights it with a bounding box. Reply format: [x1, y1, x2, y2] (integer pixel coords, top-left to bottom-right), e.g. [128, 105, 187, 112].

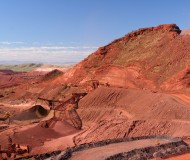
[51, 24, 190, 94]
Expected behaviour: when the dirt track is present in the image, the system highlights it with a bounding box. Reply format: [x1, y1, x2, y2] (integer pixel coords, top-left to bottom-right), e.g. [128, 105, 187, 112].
[70, 138, 174, 160]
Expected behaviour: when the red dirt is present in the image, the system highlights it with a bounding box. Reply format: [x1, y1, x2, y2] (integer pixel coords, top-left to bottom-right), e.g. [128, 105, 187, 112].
[0, 70, 44, 89]
[0, 120, 79, 151]
[74, 86, 190, 144]
[1, 24, 190, 157]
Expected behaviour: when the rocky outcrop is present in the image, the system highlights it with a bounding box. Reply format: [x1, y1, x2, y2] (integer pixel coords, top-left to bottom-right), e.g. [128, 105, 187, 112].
[96, 24, 181, 56]
[122, 24, 181, 43]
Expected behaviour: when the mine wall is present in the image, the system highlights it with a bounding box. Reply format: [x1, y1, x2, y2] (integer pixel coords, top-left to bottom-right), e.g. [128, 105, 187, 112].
[16, 135, 188, 160]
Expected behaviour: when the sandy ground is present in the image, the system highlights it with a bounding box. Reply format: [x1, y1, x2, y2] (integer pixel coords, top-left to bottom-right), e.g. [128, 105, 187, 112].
[31, 133, 79, 154]
[70, 138, 174, 160]
[0, 122, 82, 155]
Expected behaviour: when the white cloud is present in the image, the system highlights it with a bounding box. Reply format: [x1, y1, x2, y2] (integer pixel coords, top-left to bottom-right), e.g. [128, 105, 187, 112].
[0, 45, 98, 64]
[0, 41, 24, 45]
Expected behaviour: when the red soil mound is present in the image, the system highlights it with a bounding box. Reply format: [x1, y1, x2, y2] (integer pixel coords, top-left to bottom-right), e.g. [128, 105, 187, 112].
[79, 87, 190, 121]
[74, 86, 190, 144]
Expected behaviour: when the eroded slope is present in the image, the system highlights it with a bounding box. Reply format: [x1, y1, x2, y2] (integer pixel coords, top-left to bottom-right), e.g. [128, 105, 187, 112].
[74, 86, 190, 144]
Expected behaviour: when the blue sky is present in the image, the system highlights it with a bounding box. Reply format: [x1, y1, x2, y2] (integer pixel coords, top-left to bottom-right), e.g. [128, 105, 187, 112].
[0, 0, 190, 64]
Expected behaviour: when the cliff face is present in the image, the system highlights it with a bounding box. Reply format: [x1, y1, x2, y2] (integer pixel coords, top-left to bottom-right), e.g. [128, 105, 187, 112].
[58, 24, 190, 92]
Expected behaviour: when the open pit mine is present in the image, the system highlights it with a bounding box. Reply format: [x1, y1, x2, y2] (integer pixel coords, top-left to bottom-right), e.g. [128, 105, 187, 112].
[1, 24, 190, 159]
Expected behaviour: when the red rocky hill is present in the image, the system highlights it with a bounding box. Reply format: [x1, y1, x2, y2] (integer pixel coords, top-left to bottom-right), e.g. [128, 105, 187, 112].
[53, 24, 190, 94]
